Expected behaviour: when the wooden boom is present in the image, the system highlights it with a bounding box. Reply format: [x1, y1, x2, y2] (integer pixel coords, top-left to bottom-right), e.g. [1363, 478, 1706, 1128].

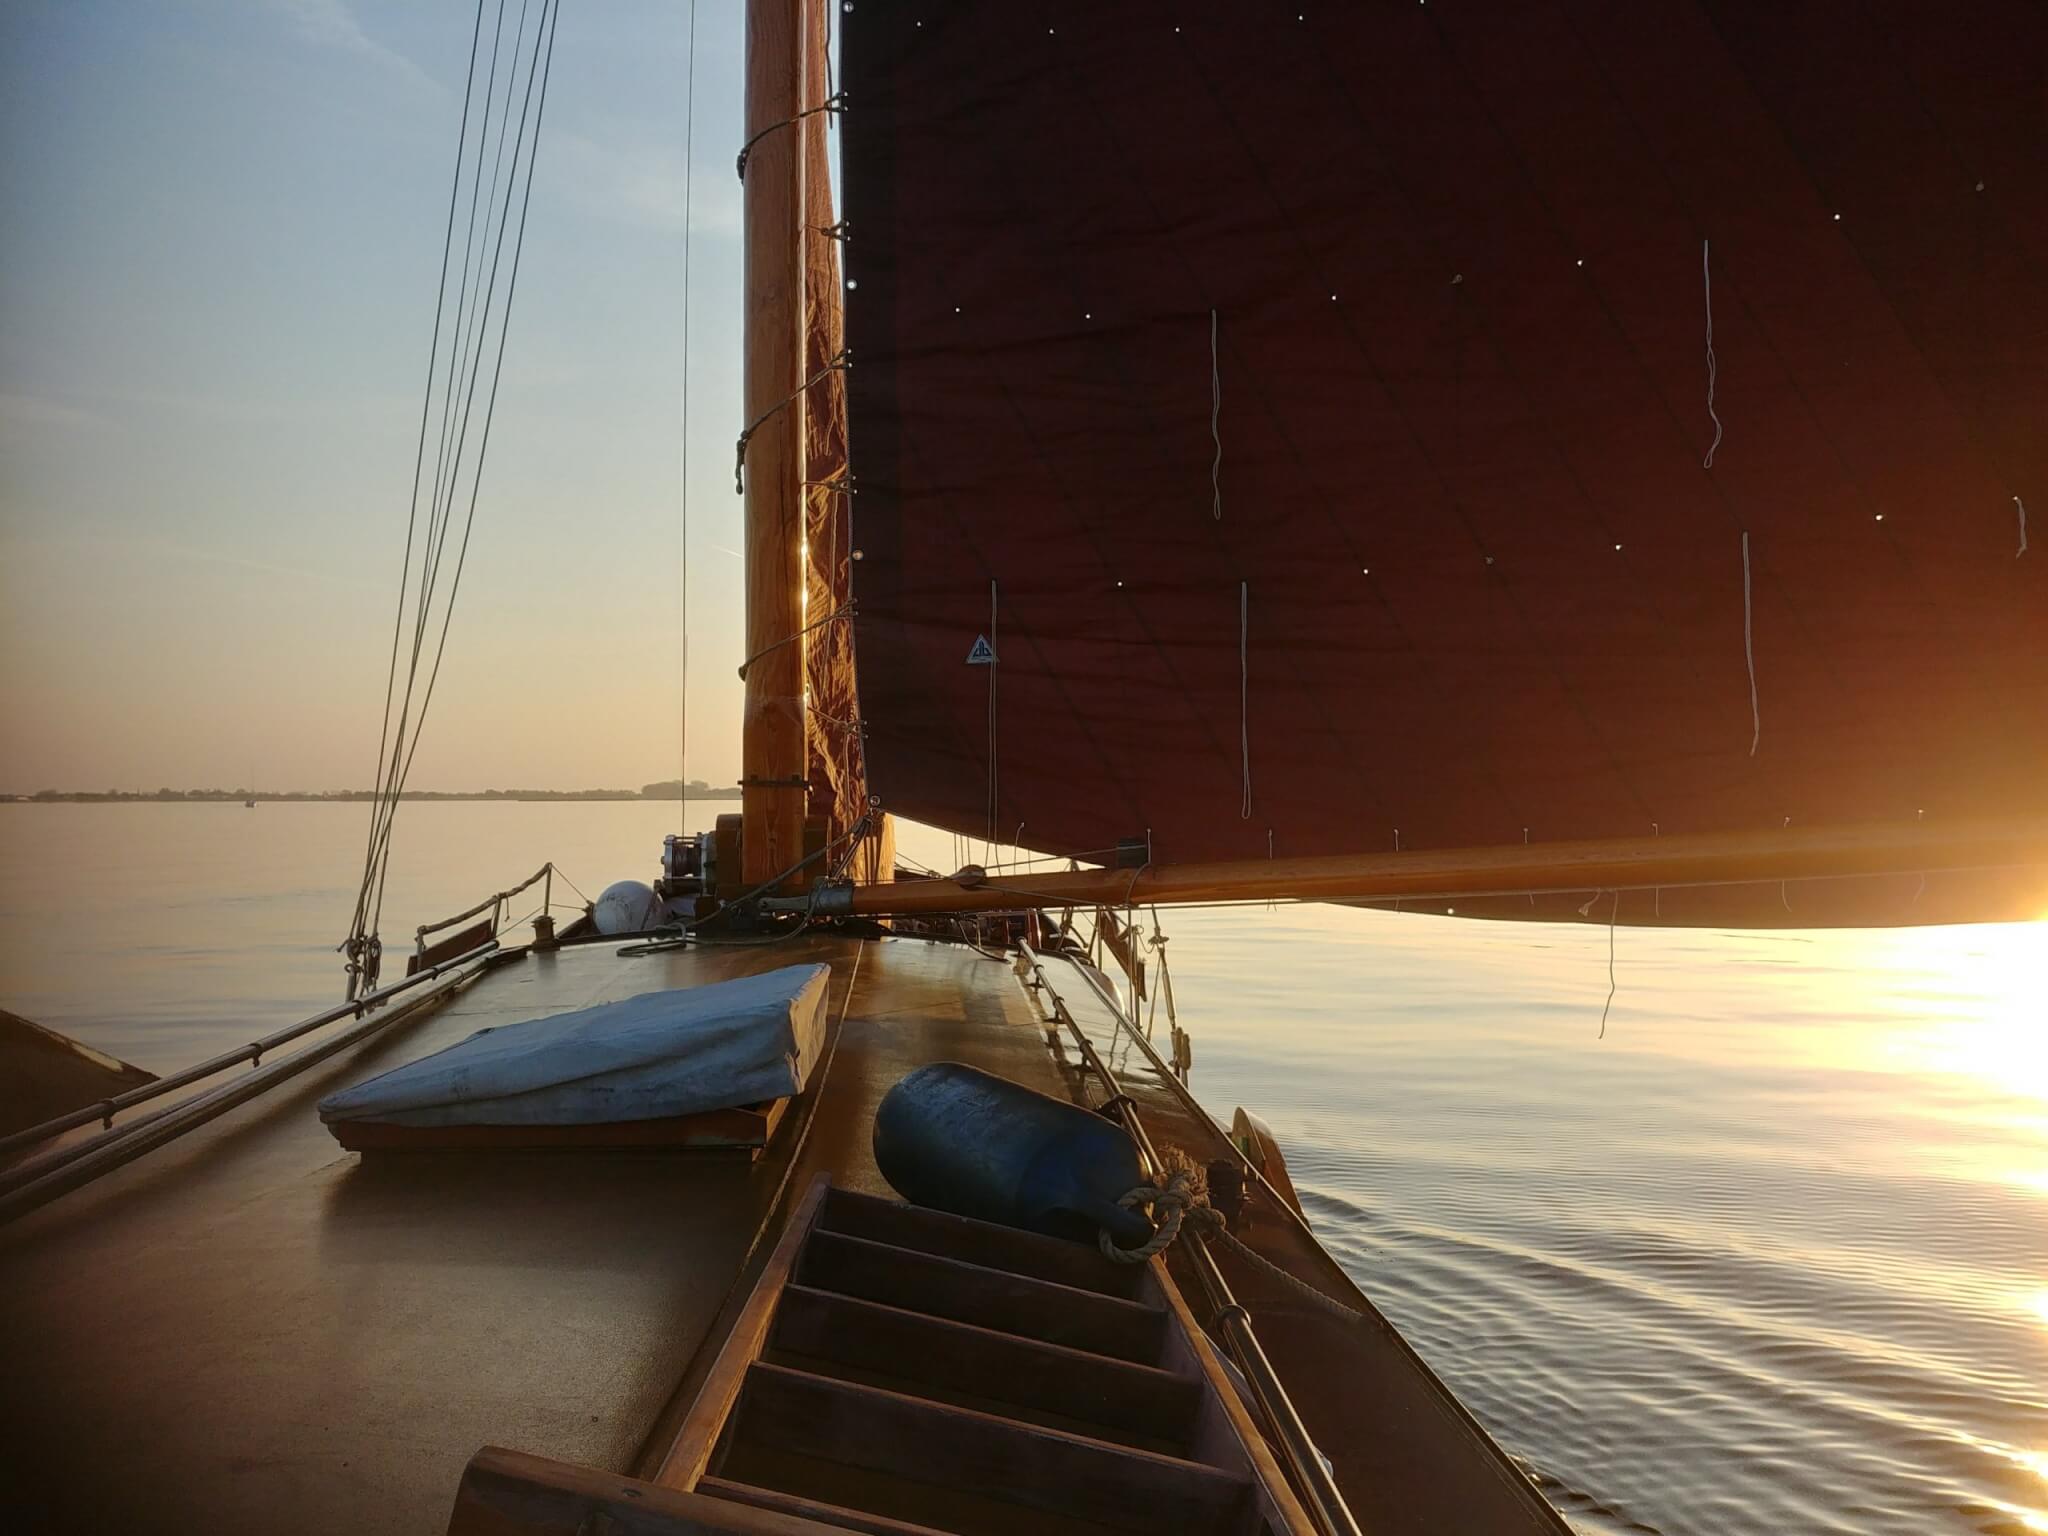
[810, 819, 2048, 918]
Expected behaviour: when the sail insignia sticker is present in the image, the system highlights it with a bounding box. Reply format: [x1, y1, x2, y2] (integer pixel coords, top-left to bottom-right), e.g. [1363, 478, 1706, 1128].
[966, 635, 997, 665]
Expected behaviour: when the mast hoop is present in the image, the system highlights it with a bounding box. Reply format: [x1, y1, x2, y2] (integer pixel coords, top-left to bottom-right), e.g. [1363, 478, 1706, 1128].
[734, 349, 850, 493]
[735, 91, 846, 181]
[736, 601, 855, 681]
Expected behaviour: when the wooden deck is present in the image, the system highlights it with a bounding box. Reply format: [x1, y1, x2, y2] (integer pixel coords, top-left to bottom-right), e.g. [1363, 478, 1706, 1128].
[0, 935, 1062, 1535]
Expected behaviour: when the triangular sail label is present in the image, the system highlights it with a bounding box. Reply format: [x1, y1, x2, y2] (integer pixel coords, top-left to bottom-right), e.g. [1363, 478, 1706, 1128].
[965, 635, 997, 665]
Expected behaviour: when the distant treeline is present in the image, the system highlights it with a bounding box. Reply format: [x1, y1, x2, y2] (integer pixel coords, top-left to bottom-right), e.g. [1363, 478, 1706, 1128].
[10, 782, 743, 804]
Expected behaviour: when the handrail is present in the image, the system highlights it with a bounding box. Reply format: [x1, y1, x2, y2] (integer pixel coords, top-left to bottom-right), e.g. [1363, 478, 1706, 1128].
[0, 940, 500, 1225]
[417, 863, 554, 939]
[1017, 942, 1365, 1536]
[0, 937, 503, 1162]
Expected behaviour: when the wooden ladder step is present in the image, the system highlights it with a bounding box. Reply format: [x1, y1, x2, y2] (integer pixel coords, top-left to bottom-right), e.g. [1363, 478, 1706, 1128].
[817, 1186, 1145, 1299]
[699, 1475, 966, 1536]
[721, 1362, 1251, 1536]
[770, 1284, 1200, 1450]
[795, 1230, 1165, 1363]
[703, 1456, 1118, 1536]
[449, 1445, 878, 1535]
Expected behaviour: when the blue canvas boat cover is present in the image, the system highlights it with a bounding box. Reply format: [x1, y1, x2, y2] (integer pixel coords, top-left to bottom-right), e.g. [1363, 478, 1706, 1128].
[317, 963, 831, 1128]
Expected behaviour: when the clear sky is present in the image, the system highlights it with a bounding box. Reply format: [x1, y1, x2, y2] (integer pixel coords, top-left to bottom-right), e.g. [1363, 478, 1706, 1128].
[1, 0, 750, 793]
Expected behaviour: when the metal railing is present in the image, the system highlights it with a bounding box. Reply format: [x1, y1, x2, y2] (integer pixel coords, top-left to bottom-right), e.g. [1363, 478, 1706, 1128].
[0, 937, 505, 1164]
[414, 862, 557, 947]
[0, 937, 502, 1225]
[1017, 942, 1366, 1536]
[0, 859, 601, 1222]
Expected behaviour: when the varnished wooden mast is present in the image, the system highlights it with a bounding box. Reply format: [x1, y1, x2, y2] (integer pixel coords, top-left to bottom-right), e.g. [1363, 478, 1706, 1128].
[817, 819, 2048, 917]
[740, 0, 807, 885]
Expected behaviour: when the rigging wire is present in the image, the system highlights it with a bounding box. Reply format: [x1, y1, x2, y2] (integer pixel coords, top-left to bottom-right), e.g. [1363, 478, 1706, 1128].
[425, 0, 532, 592]
[348, 0, 489, 994]
[370, 0, 532, 901]
[679, 0, 698, 821]
[343, 0, 564, 995]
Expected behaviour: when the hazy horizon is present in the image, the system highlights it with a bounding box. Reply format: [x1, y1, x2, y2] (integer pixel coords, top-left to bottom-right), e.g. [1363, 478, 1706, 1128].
[3, 779, 739, 797]
[1, 2, 751, 794]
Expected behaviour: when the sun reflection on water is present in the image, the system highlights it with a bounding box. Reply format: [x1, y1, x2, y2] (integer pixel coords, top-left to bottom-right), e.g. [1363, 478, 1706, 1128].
[1848, 922, 2048, 1100]
[2009, 1446, 2048, 1533]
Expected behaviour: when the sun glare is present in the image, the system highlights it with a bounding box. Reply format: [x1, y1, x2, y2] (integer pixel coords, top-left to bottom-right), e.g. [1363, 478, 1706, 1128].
[1854, 922, 2048, 1102]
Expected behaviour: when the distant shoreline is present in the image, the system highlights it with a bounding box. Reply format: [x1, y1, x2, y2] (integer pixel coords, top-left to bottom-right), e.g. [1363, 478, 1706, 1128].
[4, 785, 743, 805]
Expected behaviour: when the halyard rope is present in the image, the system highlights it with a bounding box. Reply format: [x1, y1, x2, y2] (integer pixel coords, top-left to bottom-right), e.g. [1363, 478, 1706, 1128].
[1240, 581, 1252, 818]
[1702, 238, 1723, 469]
[1210, 309, 1224, 521]
[1742, 530, 1760, 756]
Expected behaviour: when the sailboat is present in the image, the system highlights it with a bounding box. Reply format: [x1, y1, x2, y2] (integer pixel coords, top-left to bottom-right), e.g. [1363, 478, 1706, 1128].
[2, 4, 2042, 1534]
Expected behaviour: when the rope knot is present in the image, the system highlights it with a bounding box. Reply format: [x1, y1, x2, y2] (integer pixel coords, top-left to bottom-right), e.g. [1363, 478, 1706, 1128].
[1098, 1164, 1217, 1264]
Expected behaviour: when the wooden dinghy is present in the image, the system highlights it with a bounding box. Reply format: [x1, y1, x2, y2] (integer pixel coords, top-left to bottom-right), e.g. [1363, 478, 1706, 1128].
[317, 963, 828, 1157]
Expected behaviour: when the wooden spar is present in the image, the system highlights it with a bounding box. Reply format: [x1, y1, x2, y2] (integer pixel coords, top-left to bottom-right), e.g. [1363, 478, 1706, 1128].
[820, 818, 2048, 916]
[739, 0, 807, 885]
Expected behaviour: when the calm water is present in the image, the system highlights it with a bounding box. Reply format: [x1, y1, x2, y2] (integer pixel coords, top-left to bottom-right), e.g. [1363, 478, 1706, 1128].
[2, 802, 2043, 1536]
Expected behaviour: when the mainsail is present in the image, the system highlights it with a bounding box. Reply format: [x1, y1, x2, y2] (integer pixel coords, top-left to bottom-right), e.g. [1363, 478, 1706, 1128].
[825, 1, 2046, 926]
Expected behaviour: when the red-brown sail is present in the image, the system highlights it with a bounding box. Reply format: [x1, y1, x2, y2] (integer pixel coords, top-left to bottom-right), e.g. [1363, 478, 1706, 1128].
[831, 2, 2046, 925]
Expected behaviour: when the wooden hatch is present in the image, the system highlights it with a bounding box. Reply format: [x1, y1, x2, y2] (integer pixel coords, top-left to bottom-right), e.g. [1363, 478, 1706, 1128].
[449, 1175, 1317, 1536]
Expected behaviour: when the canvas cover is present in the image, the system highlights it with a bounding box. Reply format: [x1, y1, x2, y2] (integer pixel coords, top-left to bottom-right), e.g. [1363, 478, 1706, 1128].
[836, 2, 2046, 926]
[317, 964, 831, 1128]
